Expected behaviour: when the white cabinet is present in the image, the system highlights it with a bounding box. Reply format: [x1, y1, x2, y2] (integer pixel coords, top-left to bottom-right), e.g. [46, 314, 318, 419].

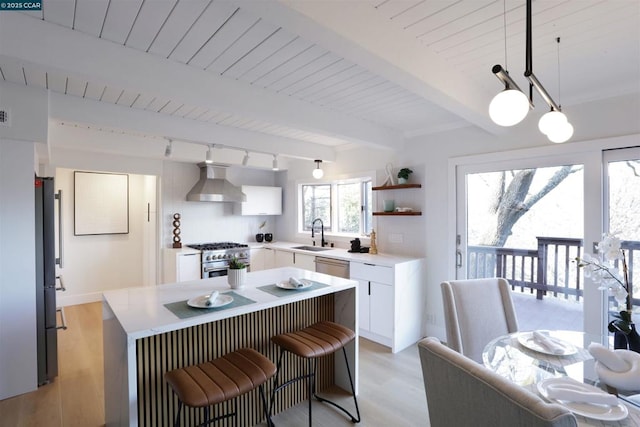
[163, 250, 201, 283]
[350, 259, 424, 353]
[274, 249, 316, 271]
[249, 247, 275, 271]
[234, 186, 282, 216]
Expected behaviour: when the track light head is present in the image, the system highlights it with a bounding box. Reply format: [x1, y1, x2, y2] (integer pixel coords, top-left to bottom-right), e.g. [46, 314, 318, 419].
[205, 145, 214, 164]
[272, 154, 279, 171]
[242, 151, 250, 166]
[164, 139, 173, 157]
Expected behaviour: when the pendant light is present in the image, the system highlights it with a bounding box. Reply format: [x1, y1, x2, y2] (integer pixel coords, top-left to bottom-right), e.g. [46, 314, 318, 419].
[312, 160, 324, 179]
[489, 0, 573, 143]
[489, 0, 530, 127]
[537, 38, 573, 144]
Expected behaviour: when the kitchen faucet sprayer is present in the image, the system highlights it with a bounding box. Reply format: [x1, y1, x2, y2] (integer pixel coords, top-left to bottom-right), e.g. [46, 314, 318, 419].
[311, 218, 327, 247]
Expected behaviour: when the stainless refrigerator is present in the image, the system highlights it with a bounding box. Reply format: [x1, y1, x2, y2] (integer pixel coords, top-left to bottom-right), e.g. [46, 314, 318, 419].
[35, 176, 60, 385]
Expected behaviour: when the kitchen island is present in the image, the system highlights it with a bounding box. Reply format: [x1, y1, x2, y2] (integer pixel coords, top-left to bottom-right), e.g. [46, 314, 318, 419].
[103, 267, 357, 427]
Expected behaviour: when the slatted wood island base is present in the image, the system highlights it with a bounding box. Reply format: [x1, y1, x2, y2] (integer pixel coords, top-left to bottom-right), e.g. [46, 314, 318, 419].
[102, 267, 357, 427]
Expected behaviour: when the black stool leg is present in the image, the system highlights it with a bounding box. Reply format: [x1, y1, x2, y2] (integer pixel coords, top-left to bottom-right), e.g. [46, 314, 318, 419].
[308, 358, 314, 427]
[312, 347, 361, 423]
[268, 349, 286, 419]
[174, 401, 183, 427]
[259, 384, 274, 427]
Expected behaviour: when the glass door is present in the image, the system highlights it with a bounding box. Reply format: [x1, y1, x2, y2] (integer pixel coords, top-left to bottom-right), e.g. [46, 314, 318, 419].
[456, 156, 586, 331]
[603, 147, 640, 322]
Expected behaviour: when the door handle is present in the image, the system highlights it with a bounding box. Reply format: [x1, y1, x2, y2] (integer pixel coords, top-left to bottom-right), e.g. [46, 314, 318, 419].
[55, 190, 64, 268]
[456, 250, 463, 268]
[56, 307, 68, 330]
[55, 275, 66, 292]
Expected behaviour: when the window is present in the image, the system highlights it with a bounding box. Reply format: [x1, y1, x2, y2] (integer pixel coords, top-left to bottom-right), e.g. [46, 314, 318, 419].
[299, 177, 372, 237]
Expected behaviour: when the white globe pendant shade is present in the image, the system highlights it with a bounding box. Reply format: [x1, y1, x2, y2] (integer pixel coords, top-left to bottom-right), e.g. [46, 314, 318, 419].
[312, 160, 324, 179]
[489, 89, 529, 126]
[538, 110, 568, 135]
[547, 121, 574, 143]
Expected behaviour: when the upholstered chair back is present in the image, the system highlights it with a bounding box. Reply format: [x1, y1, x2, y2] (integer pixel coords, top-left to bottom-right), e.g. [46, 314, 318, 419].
[441, 277, 518, 362]
[419, 337, 578, 427]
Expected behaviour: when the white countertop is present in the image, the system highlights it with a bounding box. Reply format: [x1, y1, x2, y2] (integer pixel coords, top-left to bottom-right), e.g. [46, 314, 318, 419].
[249, 241, 420, 266]
[103, 267, 356, 340]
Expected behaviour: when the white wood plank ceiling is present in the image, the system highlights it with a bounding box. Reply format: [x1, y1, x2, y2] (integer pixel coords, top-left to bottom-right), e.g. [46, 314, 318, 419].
[1, 0, 639, 157]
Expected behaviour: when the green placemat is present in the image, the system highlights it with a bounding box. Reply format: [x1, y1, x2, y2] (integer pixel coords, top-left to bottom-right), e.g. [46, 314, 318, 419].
[164, 291, 256, 320]
[257, 281, 329, 298]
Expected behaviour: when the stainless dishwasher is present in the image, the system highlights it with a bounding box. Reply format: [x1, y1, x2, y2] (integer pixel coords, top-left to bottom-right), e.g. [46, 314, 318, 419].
[315, 257, 350, 279]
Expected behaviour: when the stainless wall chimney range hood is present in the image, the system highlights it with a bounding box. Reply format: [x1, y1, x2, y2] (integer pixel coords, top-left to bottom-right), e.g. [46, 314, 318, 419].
[186, 163, 246, 203]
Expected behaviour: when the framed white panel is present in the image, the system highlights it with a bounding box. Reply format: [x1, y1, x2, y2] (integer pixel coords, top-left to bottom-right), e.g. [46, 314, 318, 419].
[74, 171, 129, 235]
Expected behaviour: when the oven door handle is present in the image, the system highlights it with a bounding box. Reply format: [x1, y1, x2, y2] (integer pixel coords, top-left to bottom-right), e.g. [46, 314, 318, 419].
[203, 266, 227, 273]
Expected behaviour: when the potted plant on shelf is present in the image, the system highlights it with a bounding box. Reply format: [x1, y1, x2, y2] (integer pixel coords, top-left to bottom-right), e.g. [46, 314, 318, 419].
[397, 168, 413, 184]
[227, 257, 247, 289]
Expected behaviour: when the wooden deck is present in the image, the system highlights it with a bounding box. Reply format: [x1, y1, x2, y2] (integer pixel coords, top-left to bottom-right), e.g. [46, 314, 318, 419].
[511, 290, 584, 331]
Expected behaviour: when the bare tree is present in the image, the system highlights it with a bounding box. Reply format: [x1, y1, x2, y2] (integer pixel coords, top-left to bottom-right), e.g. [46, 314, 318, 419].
[480, 166, 581, 246]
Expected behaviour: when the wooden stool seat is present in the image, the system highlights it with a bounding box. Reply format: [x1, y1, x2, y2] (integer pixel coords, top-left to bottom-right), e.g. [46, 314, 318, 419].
[165, 348, 276, 426]
[271, 320, 355, 359]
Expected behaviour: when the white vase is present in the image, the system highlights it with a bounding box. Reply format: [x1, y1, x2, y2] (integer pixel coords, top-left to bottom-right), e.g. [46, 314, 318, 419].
[398, 177, 408, 184]
[227, 268, 246, 289]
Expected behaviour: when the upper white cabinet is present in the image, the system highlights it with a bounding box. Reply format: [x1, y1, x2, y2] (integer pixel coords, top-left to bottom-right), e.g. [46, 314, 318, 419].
[234, 186, 282, 216]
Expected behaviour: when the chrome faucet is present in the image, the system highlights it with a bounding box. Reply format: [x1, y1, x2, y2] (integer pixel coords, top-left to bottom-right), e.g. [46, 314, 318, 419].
[311, 218, 327, 247]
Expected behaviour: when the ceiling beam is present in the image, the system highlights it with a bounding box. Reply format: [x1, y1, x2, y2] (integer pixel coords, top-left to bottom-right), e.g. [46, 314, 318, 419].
[239, 0, 499, 134]
[0, 13, 403, 150]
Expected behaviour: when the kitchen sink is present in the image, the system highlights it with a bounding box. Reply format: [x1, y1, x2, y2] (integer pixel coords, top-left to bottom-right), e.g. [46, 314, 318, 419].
[292, 245, 331, 252]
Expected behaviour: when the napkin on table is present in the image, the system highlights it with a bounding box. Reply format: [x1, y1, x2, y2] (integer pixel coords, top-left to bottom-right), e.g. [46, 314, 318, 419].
[289, 277, 304, 288]
[545, 379, 618, 406]
[532, 331, 566, 355]
[206, 291, 219, 306]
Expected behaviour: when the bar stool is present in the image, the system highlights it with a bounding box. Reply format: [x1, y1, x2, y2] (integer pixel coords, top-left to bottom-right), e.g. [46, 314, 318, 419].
[269, 320, 361, 426]
[165, 348, 276, 427]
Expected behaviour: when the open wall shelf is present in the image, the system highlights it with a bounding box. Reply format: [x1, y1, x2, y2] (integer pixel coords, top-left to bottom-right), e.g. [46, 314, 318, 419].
[372, 183, 422, 216]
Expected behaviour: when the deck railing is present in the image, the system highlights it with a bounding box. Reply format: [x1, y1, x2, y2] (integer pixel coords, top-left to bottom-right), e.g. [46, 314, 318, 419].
[468, 237, 639, 305]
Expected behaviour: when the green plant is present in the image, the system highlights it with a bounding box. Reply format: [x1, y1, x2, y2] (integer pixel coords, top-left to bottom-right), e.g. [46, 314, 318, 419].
[229, 257, 246, 269]
[397, 168, 413, 180]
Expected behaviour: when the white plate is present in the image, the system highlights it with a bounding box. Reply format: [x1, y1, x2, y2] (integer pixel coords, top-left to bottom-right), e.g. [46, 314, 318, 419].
[537, 377, 628, 421]
[517, 331, 577, 356]
[277, 279, 312, 290]
[187, 294, 233, 309]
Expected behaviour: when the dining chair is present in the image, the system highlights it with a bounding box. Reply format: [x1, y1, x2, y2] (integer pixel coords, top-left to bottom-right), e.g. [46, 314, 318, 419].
[441, 277, 519, 363]
[418, 337, 578, 427]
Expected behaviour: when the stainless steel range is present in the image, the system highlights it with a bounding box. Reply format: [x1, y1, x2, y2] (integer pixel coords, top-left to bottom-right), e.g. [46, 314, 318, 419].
[186, 242, 250, 279]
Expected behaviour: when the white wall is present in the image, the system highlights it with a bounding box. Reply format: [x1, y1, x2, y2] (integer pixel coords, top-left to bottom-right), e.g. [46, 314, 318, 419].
[0, 139, 37, 399]
[0, 82, 48, 143]
[55, 168, 150, 305]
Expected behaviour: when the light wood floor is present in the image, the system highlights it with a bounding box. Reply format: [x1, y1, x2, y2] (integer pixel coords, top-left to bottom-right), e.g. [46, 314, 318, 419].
[0, 303, 430, 427]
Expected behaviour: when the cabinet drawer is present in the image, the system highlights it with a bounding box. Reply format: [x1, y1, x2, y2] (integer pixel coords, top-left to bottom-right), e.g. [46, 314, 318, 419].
[350, 262, 393, 284]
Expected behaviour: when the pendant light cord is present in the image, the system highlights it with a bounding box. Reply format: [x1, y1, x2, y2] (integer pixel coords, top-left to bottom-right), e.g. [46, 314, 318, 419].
[556, 37, 562, 110]
[503, 0, 508, 70]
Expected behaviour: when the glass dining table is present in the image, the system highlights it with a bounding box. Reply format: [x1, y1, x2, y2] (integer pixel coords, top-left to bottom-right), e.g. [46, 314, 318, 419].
[483, 330, 640, 426]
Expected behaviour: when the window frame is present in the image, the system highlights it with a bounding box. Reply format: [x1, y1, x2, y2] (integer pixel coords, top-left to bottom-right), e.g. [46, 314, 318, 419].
[297, 173, 374, 239]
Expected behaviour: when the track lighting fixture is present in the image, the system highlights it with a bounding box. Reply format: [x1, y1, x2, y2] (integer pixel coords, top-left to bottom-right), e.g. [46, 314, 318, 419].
[489, 0, 573, 143]
[205, 144, 214, 164]
[312, 160, 324, 179]
[164, 139, 173, 157]
[242, 151, 249, 166]
[272, 155, 279, 171]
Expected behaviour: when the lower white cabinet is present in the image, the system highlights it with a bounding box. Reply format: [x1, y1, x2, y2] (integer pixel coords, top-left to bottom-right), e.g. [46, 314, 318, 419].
[274, 249, 316, 271]
[163, 250, 201, 283]
[350, 259, 424, 353]
[250, 247, 276, 271]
